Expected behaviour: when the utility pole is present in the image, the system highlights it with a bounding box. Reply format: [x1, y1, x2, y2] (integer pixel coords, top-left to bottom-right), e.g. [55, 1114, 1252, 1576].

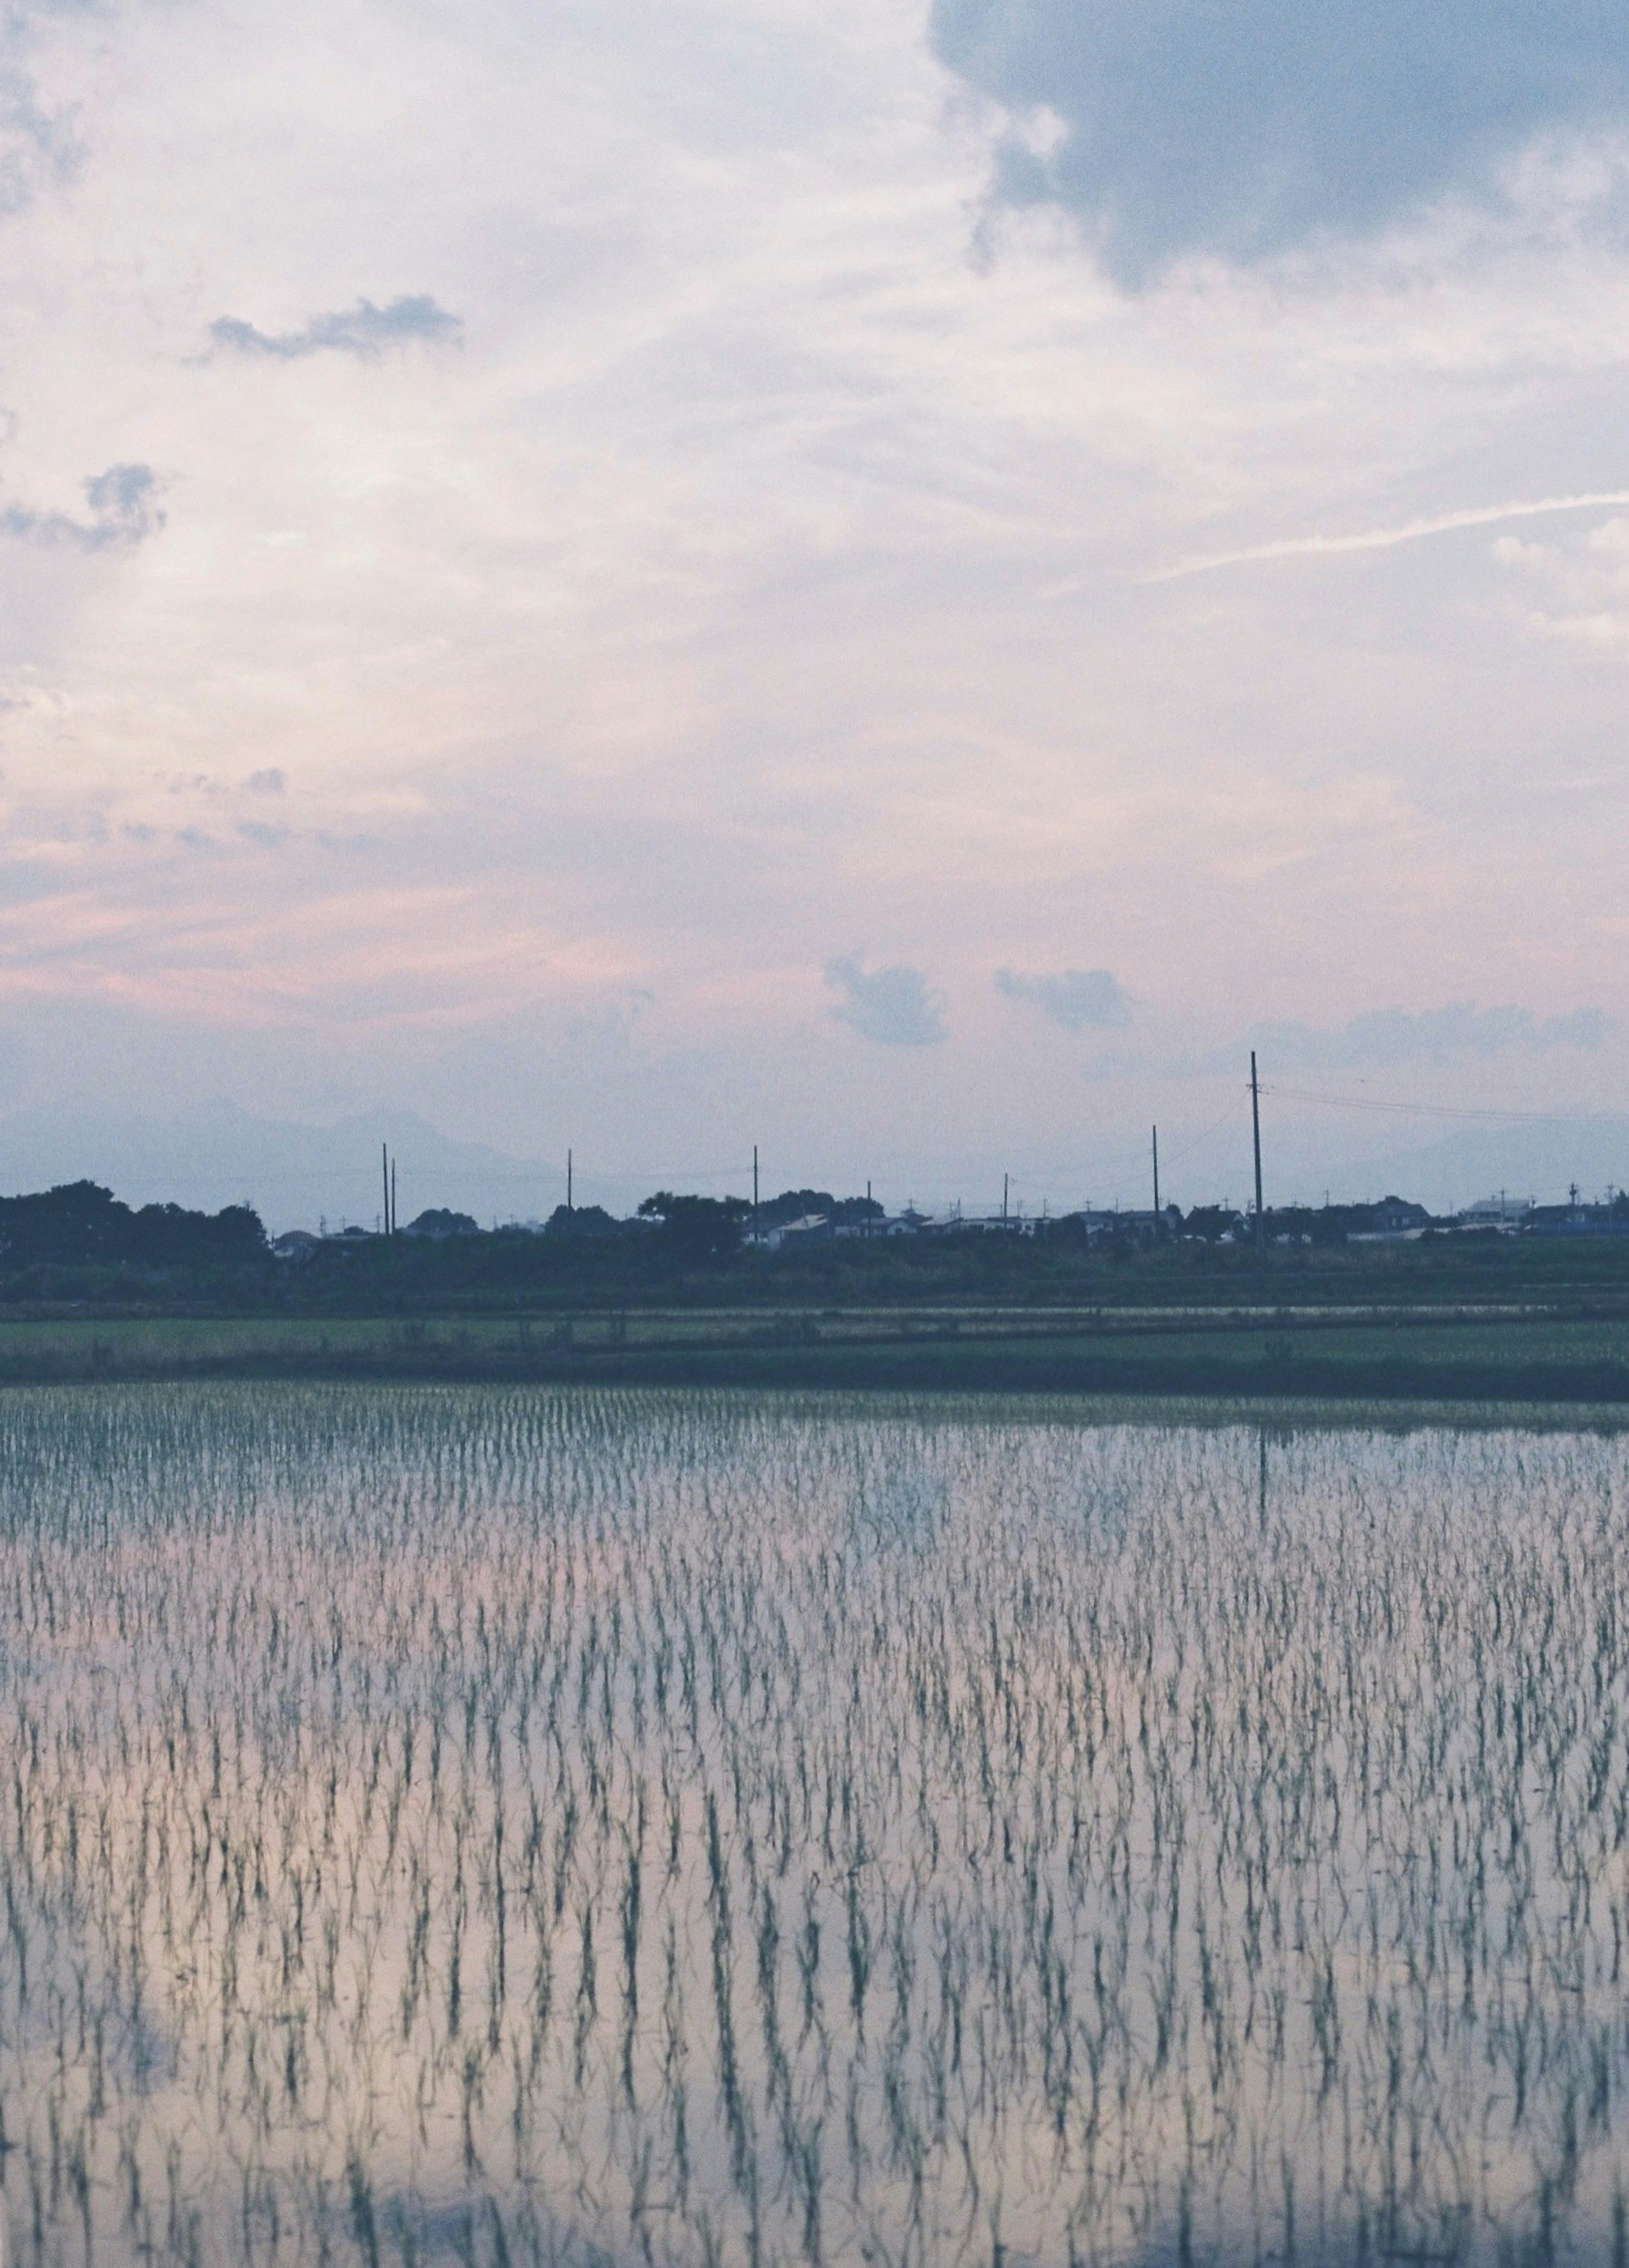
[567, 1149, 573, 1211]
[1002, 1172, 1009, 1224]
[1151, 1125, 1160, 1213]
[753, 1145, 759, 1243]
[390, 1155, 397, 1236]
[382, 1143, 390, 1237]
[1250, 1051, 1265, 1254]
[866, 1177, 872, 1237]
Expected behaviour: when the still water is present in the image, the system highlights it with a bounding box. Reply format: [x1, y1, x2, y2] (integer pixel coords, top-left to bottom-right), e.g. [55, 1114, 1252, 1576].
[2, 1385, 1627, 2264]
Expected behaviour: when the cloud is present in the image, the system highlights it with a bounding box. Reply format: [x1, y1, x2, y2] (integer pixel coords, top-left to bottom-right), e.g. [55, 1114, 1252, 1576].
[246, 769, 285, 796]
[0, 56, 81, 219]
[929, 0, 1629, 279]
[994, 966, 1130, 1030]
[825, 953, 946, 1047]
[0, 463, 163, 551]
[1235, 1002, 1610, 1074]
[207, 295, 463, 362]
[1144, 493, 1629, 584]
[1491, 513, 1629, 644]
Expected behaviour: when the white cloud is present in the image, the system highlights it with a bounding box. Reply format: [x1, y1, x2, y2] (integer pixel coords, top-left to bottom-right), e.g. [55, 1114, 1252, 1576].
[1146, 493, 1629, 584]
[1492, 512, 1629, 644]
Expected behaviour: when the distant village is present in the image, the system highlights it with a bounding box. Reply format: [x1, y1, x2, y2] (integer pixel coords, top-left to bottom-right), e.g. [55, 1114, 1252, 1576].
[2, 1171, 1627, 1281]
[269, 1182, 1629, 1260]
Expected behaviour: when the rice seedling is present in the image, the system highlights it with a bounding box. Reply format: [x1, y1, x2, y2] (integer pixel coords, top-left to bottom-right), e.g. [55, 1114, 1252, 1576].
[0, 1385, 1626, 2263]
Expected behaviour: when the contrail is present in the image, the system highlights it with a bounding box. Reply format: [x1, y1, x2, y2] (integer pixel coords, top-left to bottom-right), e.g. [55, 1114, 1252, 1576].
[1139, 489, 1629, 583]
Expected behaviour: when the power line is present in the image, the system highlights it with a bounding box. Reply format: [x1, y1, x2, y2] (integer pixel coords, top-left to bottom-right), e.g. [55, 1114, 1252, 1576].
[1262, 1083, 1619, 1128]
[1155, 1089, 1251, 1172]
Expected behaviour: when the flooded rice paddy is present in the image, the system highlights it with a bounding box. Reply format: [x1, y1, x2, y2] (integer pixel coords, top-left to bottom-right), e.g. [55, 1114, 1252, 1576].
[3, 1384, 1629, 2265]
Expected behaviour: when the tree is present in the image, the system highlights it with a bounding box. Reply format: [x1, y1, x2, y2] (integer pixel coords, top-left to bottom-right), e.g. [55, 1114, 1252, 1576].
[543, 1204, 621, 1238]
[756, 1188, 839, 1230]
[401, 1208, 481, 1240]
[636, 1192, 750, 1264]
[756, 1189, 885, 1230]
[0, 1182, 267, 1269]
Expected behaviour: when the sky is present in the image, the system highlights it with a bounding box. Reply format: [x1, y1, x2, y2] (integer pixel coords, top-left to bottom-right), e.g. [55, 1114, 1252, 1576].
[3, 0, 1629, 1222]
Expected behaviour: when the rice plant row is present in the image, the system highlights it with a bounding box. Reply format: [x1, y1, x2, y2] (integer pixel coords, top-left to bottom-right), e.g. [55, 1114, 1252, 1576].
[1, 1384, 1627, 2265]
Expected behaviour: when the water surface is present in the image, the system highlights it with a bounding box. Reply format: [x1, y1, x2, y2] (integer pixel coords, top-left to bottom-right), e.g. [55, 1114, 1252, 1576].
[3, 1385, 1627, 2264]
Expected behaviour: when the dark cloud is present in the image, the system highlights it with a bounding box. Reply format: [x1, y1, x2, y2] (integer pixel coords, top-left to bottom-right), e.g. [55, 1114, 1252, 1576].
[930, 0, 1629, 279]
[0, 463, 163, 551]
[246, 769, 285, 796]
[994, 965, 1130, 1030]
[207, 295, 463, 361]
[825, 953, 946, 1047]
[1234, 1002, 1609, 1074]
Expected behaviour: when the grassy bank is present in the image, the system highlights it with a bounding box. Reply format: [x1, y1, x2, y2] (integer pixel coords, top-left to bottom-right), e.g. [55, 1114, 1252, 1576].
[7, 1302, 1629, 1400]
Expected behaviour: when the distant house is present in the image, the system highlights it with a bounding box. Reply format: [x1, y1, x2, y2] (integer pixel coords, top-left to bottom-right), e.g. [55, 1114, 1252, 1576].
[761, 1214, 834, 1253]
[1528, 1198, 1629, 1236]
[270, 1229, 320, 1262]
[1347, 1195, 1433, 1242]
[1052, 1207, 1173, 1246]
[1456, 1194, 1533, 1232]
[1106, 1208, 1178, 1243]
[752, 1191, 885, 1242]
[1373, 1195, 1430, 1234]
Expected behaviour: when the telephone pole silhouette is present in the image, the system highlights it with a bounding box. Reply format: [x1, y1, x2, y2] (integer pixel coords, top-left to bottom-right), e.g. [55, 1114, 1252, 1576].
[1250, 1052, 1265, 1254]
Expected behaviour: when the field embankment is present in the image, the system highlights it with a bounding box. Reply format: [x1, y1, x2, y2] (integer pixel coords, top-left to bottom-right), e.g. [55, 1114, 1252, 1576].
[6, 1298, 1629, 1400]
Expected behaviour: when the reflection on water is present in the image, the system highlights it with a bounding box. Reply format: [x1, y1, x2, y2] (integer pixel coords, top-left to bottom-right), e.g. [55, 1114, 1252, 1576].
[3, 1385, 1629, 2264]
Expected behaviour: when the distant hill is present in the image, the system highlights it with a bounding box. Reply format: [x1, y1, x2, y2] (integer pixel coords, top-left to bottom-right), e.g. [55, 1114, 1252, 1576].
[0, 1097, 1624, 1236]
[0, 1101, 563, 1236]
[1274, 1118, 1629, 1216]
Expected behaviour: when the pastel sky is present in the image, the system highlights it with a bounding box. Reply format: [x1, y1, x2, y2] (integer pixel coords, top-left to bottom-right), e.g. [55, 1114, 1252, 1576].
[3, 0, 1629, 1214]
